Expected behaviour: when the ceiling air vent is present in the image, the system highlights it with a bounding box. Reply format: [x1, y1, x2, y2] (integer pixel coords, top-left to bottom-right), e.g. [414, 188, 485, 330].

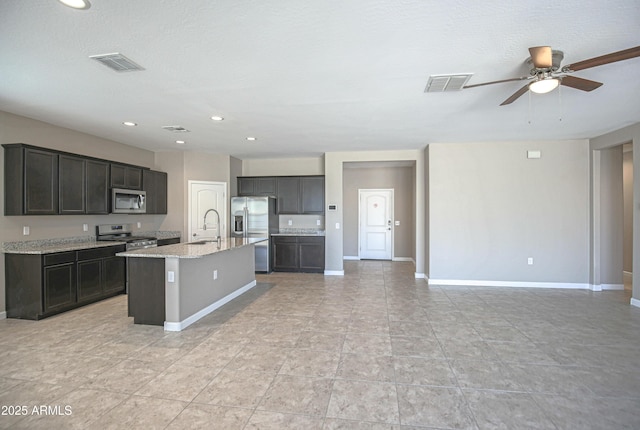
[89, 53, 145, 72]
[162, 125, 191, 133]
[424, 74, 473, 92]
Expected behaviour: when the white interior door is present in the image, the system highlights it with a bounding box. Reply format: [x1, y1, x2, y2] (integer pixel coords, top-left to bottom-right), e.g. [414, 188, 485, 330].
[189, 181, 227, 242]
[359, 189, 393, 260]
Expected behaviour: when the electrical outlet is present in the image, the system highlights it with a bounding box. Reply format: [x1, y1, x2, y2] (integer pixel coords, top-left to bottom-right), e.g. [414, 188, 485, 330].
[316, 219, 321, 226]
[395, 220, 400, 226]
[288, 219, 293, 226]
[83, 223, 88, 232]
[23, 226, 30, 236]
[213, 270, 218, 280]
[527, 257, 534, 265]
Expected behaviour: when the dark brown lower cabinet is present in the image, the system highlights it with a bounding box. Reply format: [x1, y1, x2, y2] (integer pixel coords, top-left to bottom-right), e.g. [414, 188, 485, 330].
[5, 244, 126, 320]
[127, 258, 166, 326]
[77, 259, 103, 302]
[272, 236, 324, 273]
[44, 261, 76, 313]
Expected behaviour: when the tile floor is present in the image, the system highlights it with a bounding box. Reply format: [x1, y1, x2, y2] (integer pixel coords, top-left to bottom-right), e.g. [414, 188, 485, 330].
[1, 260, 640, 429]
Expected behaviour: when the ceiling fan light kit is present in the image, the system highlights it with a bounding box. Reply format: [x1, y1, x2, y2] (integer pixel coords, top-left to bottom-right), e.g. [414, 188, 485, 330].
[456, 45, 640, 105]
[529, 78, 559, 94]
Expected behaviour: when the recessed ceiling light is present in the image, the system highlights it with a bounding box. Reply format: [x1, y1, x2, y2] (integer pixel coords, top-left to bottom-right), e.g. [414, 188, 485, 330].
[122, 121, 137, 127]
[210, 116, 224, 121]
[57, 0, 91, 9]
[246, 137, 257, 141]
[176, 140, 186, 145]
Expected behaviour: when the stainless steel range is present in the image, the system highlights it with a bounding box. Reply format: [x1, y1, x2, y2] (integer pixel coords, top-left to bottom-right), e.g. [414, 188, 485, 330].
[96, 224, 157, 250]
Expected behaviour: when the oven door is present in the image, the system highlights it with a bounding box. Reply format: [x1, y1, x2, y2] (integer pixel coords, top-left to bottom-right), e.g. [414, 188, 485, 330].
[112, 188, 147, 214]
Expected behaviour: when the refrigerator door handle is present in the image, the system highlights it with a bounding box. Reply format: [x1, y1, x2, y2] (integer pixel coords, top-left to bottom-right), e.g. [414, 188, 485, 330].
[244, 207, 249, 237]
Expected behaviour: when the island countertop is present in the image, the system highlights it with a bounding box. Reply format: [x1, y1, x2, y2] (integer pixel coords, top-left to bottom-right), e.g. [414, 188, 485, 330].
[117, 237, 267, 259]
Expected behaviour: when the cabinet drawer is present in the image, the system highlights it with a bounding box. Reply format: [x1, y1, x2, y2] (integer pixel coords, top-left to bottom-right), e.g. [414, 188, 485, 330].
[272, 236, 298, 243]
[77, 246, 120, 261]
[43, 251, 75, 266]
[298, 236, 324, 244]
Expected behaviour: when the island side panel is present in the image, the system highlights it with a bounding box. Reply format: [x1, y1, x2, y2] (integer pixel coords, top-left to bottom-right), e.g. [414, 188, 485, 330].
[177, 244, 256, 323]
[128, 257, 166, 326]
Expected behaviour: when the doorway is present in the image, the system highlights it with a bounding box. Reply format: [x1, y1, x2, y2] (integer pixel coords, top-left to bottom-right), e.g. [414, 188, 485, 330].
[188, 181, 227, 242]
[359, 189, 393, 260]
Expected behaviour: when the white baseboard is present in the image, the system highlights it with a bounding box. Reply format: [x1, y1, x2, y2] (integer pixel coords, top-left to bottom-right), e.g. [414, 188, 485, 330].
[0, 311, 6, 320]
[392, 257, 415, 263]
[343, 256, 360, 261]
[600, 284, 625, 291]
[427, 279, 591, 289]
[324, 270, 345, 276]
[631, 298, 640, 308]
[164, 280, 257, 332]
[414, 273, 425, 279]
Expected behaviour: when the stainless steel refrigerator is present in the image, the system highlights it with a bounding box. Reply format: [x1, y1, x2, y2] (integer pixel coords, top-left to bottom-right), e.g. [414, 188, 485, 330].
[231, 196, 278, 273]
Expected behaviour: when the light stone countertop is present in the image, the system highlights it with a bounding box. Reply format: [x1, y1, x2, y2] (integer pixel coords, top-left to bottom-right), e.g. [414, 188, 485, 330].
[2, 230, 181, 255]
[117, 237, 267, 259]
[271, 229, 325, 237]
[2, 238, 124, 255]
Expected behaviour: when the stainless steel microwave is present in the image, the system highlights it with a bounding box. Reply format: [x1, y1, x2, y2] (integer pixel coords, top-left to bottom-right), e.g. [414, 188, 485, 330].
[111, 188, 146, 214]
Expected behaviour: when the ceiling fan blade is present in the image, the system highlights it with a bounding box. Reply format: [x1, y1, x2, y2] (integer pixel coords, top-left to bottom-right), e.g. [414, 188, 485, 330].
[529, 46, 553, 68]
[561, 75, 603, 91]
[564, 46, 640, 71]
[464, 76, 529, 89]
[500, 84, 530, 106]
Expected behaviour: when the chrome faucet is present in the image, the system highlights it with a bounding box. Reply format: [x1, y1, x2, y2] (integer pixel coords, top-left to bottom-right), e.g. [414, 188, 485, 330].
[203, 208, 221, 245]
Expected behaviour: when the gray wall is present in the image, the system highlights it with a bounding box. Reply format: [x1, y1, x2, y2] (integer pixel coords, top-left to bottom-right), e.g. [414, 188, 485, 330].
[243, 157, 324, 176]
[342, 165, 415, 260]
[427, 140, 590, 284]
[623, 146, 633, 274]
[599, 146, 624, 285]
[591, 122, 640, 302]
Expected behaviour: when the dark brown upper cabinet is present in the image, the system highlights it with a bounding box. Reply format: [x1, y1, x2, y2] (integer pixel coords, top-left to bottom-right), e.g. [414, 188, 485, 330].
[3, 143, 165, 216]
[276, 176, 325, 215]
[110, 163, 142, 190]
[300, 176, 325, 215]
[143, 169, 168, 214]
[238, 176, 277, 196]
[276, 177, 301, 214]
[85, 160, 110, 214]
[59, 155, 86, 214]
[3, 144, 59, 215]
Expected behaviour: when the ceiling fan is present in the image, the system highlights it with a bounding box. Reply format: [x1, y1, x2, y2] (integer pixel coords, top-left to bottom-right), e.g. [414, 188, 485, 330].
[464, 45, 640, 106]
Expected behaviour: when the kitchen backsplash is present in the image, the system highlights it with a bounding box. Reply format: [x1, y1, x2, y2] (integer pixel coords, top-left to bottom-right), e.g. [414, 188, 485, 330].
[278, 214, 325, 230]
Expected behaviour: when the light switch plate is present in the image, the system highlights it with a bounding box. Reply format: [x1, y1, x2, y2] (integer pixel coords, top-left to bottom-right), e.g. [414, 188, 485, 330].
[527, 257, 534, 265]
[288, 219, 293, 226]
[335, 222, 340, 229]
[23, 226, 30, 236]
[83, 224, 88, 232]
[167, 271, 175, 282]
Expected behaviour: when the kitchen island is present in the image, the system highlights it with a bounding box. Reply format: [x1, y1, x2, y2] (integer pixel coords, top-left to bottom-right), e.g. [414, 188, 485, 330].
[117, 237, 266, 331]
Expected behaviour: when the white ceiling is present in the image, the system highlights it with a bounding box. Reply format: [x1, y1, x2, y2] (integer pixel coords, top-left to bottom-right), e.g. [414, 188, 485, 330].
[1, 0, 639, 159]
